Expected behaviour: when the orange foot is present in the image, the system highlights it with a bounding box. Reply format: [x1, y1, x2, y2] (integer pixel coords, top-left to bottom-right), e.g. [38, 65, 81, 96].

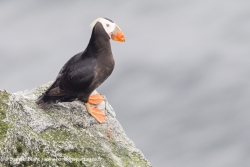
[84, 94, 105, 123]
[88, 94, 104, 104]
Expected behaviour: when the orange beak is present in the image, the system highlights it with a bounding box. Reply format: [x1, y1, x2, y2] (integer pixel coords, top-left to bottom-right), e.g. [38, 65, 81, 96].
[111, 25, 125, 42]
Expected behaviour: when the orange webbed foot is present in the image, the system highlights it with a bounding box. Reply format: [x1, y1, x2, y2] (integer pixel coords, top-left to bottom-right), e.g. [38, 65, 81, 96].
[85, 102, 105, 123]
[90, 106, 105, 123]
[88, 94, 104, 105]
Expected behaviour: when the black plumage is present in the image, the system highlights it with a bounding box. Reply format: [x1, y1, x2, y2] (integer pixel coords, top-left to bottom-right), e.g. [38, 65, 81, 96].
[37, 21, 115, 109]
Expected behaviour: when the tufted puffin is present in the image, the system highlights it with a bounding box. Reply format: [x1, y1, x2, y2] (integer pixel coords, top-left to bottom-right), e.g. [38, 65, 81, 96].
[36, 18, 125, 123]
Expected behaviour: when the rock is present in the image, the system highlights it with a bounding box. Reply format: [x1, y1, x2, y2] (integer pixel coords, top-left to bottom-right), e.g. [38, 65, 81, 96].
[0, 82, 152, 167]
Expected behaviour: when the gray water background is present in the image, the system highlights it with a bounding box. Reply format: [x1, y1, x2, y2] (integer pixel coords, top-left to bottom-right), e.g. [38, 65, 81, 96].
[1, 1, 250, 166]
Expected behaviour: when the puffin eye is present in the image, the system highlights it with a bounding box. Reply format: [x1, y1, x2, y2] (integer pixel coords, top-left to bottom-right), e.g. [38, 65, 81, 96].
[106, 24, 110, 27]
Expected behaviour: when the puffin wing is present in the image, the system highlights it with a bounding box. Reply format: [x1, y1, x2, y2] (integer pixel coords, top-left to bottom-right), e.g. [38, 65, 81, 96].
[46, 51, 96, 96]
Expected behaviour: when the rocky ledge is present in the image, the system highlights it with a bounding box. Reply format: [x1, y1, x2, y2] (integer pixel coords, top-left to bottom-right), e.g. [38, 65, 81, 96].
[0, 82, 152, 167]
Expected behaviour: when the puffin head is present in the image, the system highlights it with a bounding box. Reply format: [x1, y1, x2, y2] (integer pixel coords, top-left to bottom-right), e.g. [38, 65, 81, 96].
[90, 18, 125, 42]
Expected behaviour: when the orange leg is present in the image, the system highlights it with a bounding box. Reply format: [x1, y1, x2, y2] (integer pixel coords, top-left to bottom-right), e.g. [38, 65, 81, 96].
[84, 94, 105, 123]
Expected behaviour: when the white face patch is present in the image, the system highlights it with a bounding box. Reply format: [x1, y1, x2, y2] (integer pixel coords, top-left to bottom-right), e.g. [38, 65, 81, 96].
[90, 18, 116, 38]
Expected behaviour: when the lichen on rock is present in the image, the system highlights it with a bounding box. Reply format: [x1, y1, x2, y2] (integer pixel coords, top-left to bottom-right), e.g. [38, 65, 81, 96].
[0, 82, 152, 167]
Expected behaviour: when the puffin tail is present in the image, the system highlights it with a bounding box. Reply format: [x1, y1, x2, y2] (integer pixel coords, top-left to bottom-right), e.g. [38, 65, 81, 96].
[36, 94, 58, 109]
[36, 85, 77, 109]
[36, 92, 77, 109]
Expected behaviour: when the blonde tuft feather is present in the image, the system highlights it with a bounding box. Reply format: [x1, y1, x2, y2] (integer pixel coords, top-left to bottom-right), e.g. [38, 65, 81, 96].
[90, 18, 102, 30]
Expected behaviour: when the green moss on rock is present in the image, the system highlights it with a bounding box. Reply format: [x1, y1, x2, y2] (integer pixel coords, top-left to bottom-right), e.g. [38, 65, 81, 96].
[0, 121, 8, 141]
[0, 90, 9, 120]
[0, 90, 9, 144]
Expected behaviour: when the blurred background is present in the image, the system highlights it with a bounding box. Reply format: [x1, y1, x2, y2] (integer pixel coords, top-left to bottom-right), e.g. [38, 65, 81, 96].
[1, 0, 250, 166]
